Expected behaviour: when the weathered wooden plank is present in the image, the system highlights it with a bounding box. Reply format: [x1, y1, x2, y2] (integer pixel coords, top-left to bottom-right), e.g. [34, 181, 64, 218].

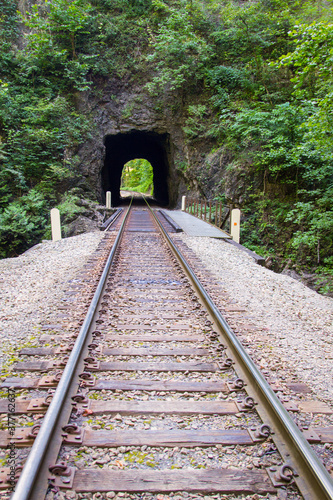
[110, 324, 191, 331]
[72, 469, 276, 494]
[0, 400, 30, 414]
[40, 334, 204, 343]
[115, 270, 174, 274]
[0, 429, 37, 448]
[0, 431, 9, 447]
[1, 378, 229, 393]
[13, 361, 218, 373]
[117, 285, 179, 290]
[40, 324, 62, 331]
[117, 261, 175, 270]
[309, 427, 333, 443]
[298, 401, 333, 414]
[108, 314, 187, 320]
[1, 378, 39, 389]
[121, 294, 185, 300]
[83, 400, 238, 415]
[113, 285, 181, 290]
[114, 297, 185, 301]
[77, 428, 253, 447]
[94, 379, 228, 393]
[20, 348, 55, 356]
[12, 361, 50, 372]
[97, 362, 218, 372]
[40, 335, 76, 342]
[12, 361, 54, 372]
[225, 306, 247, 312]
[19, 347, 210, 357]
[286, 382, 312, 394]
[111, 305, 187, 311]
[103, 347, 209, 356]
[104, 335, 204, 342]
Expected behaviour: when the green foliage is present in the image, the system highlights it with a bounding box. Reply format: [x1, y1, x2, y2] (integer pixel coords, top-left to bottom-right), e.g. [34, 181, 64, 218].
[286, 201, 333, 263]
[0, 190, 47, 258]
[207, 66, 251, 92]
[0, 0, 19, 72]
[278, 22, 333, 159]
[121, 159, 154, 194]
[279, 23, 333, 96]
[20, 0, 94, 91]
[225, 99, 333, 266]
[270, 20, 333, 267]
[92, 0, 151, 16]
[55, 193, 87, 223]
[0, 0, 154, 258]
[0, 0, 332, 284]
[226, 102, 308, 186]
[192, 1, 333, 276]
[0, 82, 90, 255]
[146, 7, 213, 95]
[209, 1, 293, 64]
[183, 105, 209, 139]
[0, 88, 90, 198]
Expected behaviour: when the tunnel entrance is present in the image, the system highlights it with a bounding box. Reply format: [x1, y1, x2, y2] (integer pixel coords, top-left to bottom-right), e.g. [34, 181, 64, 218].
[102, 131, 170, 206]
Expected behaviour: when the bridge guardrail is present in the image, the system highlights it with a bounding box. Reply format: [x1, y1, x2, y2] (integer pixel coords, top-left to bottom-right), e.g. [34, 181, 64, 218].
[182, 196, 241, 240]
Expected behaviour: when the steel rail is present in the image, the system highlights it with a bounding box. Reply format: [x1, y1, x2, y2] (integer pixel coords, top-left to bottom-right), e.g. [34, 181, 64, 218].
[12, 200, 133, 500]
[148, 202, 333, 500]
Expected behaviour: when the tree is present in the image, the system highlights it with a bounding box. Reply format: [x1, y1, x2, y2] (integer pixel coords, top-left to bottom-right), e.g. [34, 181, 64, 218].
[277, 22, 333, 265]
[21, 0, 93, 91]
[121, 159, 154, 194]
[146, 7, 213, 95]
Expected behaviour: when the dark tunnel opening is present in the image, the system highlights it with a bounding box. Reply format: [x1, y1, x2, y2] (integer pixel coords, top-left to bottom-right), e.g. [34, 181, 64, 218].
[102, 131, 170, 206]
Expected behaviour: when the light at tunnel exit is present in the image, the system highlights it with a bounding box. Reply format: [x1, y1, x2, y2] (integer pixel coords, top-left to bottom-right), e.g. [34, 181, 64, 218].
[102, 130, 170, 206]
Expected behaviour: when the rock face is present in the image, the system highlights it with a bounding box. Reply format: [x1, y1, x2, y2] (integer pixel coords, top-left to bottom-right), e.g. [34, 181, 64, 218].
[73, 80, 254, 209]
[62, 200, 114, 237]
[65, 215, 100, 237]
[76, 82, 189, 208]
[199, 147, 259, 205]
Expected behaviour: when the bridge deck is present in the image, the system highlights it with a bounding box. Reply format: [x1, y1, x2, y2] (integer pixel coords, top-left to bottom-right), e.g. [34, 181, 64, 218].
[161, 209, 231, 238]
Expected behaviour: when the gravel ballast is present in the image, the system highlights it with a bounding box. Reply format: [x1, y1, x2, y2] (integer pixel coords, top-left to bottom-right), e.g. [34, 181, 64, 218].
[177, 235, 333, 403]
[0, 232, 104, 367]
[1, 230, 332, 406]
[0, 229, 331, 500]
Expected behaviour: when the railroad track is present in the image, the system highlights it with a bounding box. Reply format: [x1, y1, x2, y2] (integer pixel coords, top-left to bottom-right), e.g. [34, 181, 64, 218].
[1, 201, 333, 500]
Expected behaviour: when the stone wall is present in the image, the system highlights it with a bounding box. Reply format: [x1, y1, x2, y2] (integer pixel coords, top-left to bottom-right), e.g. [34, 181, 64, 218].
[75, 82, 189, 208]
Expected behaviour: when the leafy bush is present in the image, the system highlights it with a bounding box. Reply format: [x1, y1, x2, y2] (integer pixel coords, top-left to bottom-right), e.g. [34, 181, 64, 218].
[20, 0, 94, 91]
[0, 88, 90, 204]
[0, 190, 47, 258]
[146, 8, 213, 94]
[55, 193, 87, 224]
[0, 0, 19, 73]
[207, 66, 251, 92]
[183, 105, 209, 139]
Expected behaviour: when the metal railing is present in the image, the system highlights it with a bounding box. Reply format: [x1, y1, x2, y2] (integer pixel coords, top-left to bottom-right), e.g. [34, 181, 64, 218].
[183, 197, 231, 232]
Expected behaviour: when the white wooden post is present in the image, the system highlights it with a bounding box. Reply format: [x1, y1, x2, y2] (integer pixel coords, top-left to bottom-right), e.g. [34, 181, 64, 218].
[230, 208, 240, 243]
[50, 208, 62, 242]
[181, 195, 186, 211]
[106, 191, 111, 209]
